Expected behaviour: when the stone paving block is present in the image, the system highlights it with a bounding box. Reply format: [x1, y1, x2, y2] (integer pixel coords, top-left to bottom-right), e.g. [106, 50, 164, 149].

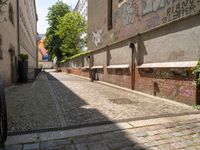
[5, 145, 23, 150]
[55, 138, 73, 146]
[185, 146, 200, 150]
[159, 133, 173, 139]
[65, 145, 76, 150]
[157, 129, 170, 134]
[171, 141, 186, 149]
[156, 144, 175, 150]
[172, 132, 184, 137]
[87, 144, 110, 150]
[75, 144, 88, 150]
[72, 136, 89, 144]
[23, 143, 39, 150]
[143, 141, 158, 147]
[87, 134, 104, 143]
[119, 146, 135, 150]
[147, 135, 162, 141]
[132, 144, 146, 150]
[133, 132, 148, 137]
[147, 130, 160, 136]
[107, 140, 135, 149]
[193, 138, 200, 144]
[40, 140, 57, 149]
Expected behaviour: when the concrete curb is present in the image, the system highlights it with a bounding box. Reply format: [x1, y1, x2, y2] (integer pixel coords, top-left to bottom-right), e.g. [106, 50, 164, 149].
[6, 113, 200, 146]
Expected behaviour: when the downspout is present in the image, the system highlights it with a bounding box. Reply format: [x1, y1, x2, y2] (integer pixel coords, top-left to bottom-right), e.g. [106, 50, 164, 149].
[129, 42, 135, 90]
[16, 0, 20, 55]
[16, 0, 20, 83]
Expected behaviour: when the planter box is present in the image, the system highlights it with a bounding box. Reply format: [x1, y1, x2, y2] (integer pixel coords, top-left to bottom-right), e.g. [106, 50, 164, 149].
[18, 61, 28, 83]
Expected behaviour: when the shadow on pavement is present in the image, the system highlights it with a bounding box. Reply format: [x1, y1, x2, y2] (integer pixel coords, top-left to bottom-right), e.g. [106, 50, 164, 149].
[6, 71, 146, 149]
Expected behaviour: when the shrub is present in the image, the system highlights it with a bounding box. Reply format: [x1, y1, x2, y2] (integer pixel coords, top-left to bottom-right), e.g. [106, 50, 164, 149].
[193, 60, 200, 85]
[19, 53, 29, 61]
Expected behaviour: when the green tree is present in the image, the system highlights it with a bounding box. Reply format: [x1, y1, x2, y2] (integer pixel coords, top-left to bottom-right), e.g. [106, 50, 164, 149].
[56, 12, 86, 59]
[44, 1, 70, 61]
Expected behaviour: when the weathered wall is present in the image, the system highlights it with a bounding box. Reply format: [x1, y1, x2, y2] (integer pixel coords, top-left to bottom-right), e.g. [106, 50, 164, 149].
[135, 68, 197, 105]
[0, 0, 18, 86]
[139, 15, 200, 64]
[88, 0, 200, 52]
[19, 0, 37, 69]
[60, 0, 200, 105]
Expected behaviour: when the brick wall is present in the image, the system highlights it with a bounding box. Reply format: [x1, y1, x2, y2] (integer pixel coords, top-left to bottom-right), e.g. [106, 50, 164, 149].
[135, 68, 197, 105]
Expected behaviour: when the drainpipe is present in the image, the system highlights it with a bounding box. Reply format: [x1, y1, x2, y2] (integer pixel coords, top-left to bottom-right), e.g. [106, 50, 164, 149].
[129, 42, 135, 90]
[16, 0, 20, 55]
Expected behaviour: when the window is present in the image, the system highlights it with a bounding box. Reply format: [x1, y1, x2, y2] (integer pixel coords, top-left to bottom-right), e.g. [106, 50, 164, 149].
[0, 35, 3, 59]
[9, 3, 14, 25]
[108, 0, 113, 30]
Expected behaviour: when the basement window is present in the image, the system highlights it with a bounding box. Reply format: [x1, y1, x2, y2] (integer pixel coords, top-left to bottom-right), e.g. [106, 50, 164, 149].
[0, 35, 3, 59]
[108, 0, 113, 30]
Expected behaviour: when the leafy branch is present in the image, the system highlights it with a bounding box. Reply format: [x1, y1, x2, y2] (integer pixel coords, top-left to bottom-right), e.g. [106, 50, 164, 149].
[193, 60, 200, 85]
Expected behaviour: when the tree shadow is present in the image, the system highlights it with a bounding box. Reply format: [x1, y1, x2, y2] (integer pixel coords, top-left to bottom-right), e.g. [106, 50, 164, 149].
[7, 71, 147, 149]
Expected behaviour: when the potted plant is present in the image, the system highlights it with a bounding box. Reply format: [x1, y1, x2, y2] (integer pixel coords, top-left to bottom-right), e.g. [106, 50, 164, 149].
[18, 53, 29, 83]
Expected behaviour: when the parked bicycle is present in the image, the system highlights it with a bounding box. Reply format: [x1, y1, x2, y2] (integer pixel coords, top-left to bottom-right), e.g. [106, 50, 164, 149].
[0, 76, 7, 145]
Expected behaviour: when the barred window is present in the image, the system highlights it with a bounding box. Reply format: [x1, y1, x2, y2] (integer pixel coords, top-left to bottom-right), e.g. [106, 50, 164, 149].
[0, 35, 3, 59]
[9, 3, 14, 25]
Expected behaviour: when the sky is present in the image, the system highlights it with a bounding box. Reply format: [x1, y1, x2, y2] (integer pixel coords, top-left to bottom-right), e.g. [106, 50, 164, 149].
[36, 0, 78, 34]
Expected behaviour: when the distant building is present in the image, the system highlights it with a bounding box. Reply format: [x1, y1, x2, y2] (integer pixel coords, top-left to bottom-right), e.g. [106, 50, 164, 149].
[74, 0, 88, 21]
[0, 0, 38, 86]
[38, 34, 49, 62]
[74, 0, 88, 51]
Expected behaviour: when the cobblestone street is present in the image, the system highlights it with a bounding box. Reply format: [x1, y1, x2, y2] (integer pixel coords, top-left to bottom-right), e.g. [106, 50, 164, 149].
[4, 114, 200, 150]
[4, 70, 200, 150]
[6, 71, 198, 133]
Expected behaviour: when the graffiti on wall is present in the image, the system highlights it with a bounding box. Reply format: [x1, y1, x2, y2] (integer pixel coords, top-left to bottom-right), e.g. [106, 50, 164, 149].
[92, 29, 103, 47]
[113, 0, 140, 26]
[162, 0, 200, 23]
[143, 0, 200, 28]
[144, 14, 160, 29]
[143, 0, 165, 15]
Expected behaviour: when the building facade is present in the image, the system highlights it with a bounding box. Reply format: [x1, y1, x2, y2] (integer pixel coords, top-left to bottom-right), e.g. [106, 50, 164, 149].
[60, 0, 200, 105]
[0, 0, 37, 86]
[75, 0, 88, 51]
[0, 0, 18, 85]
[19, 0, 38, 79]
[74, 0, 88, 21]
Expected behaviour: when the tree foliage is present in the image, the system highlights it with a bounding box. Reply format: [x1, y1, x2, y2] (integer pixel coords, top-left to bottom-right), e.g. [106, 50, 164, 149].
[44, 1, 70, 61]
[44, 1, 87, 62]
[193, 60, 200, 85]
[56, 12, 86, 59]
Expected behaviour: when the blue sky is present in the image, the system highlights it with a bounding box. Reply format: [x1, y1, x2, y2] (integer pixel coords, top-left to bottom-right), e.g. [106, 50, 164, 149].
[36, 0, 78, 34]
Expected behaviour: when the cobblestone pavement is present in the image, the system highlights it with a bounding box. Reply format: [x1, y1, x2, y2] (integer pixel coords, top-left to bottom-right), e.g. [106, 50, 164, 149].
[46, 71, 198, 127]
[5, 71, 199, 133]
[4, 114, 200, 150]
[6, 73, 60, 132]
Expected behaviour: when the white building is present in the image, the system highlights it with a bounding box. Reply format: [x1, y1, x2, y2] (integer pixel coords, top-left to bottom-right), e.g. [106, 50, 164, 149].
[74, 0, 88, 51]
[74, 0, 88, 21]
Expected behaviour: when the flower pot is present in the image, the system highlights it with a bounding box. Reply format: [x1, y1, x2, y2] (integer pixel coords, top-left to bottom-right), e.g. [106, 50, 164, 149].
[18, 61, 28, 83]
